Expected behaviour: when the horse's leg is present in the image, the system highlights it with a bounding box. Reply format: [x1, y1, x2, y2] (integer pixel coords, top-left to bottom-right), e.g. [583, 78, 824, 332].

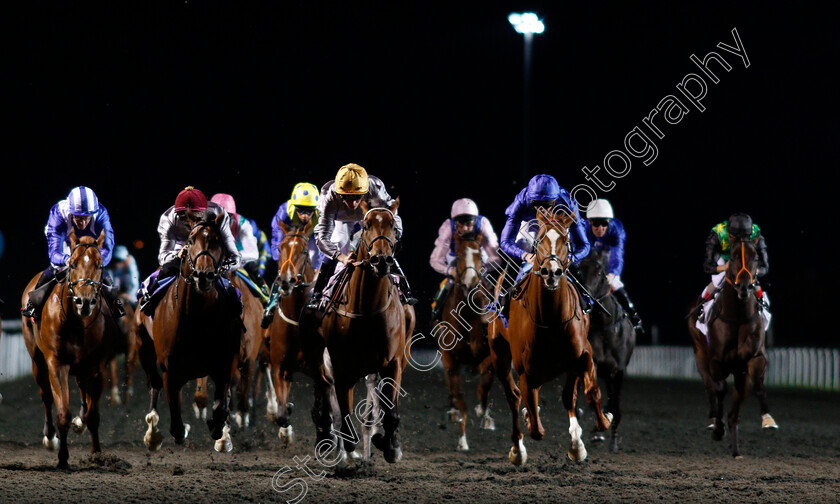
[749, 355, 777, 429]
[491, 336, 525, 465]
[334, 378, 357, 455]
[710, 375, 727, 442]
[373, 360, 404, 464]
[164, 371, 190, 444]
[193, 376, 209, 421]
[562, 372, 587, 462]
[520, 374, 544, 441]
[272, 364, 296, 444]
[46, 359, 72, 468]
[233, 357, 252, 429]
[728, 370, 748, 458]
[83, 368, 106, 454]
[125, 331, 139, 404]
[210, 370, 234, 453]
[137, 322, 163, 450]
[73, 376, 88, 434]
[32, 349, 59, 450]
[108, 358, 121, 405]
[580, 351, 611, 432]
[444, 356, 469, 451]
[476, 355, 495, 431]
[691, 333, 717, 429]
[608, 369, 625, 453]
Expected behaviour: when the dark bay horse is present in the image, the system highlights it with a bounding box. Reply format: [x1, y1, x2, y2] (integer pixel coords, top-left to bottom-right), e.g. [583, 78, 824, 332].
[136, 215, 242, 452]
[318, 199, 416, 463]
[580, 249, 635, 452]
[264, 219, 319, 444]
[21, 230, 123, 468]
[688, 237, 775, 457]
[107, 294, 139, 405]
[488, 207, 611, 465]
[439, 233, 496, 452]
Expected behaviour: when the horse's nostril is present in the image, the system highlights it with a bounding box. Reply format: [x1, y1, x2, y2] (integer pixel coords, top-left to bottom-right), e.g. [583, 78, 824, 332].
[370, 256, 381, 265]
[385, 256, 395, 266]
[540, 268, 549, 276]
[74, 297, 83, 305]
[289, 277, 297, 285]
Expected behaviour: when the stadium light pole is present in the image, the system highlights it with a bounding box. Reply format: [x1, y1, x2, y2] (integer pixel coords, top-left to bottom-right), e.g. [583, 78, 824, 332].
[508, 12, 544, 182]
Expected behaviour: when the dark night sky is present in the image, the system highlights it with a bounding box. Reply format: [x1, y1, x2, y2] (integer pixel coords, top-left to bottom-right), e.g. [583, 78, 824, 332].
[2, 2, 837, 347]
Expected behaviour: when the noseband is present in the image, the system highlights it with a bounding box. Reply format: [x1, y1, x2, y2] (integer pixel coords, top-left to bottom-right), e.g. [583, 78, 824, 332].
[725, 239, 756, 288]
[67, 242, 104, 298]
[360, 208, 397, 263]
[276, 232, 312, 292]
[184, 222, 225, 284]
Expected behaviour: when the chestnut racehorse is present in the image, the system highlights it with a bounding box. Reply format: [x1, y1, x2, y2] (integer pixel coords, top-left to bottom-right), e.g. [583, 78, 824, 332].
[439, 233, 496, 452]
[317, 199, 416, 463]
[688, 236, 776, 457]
[21, 230, 123, 468]
[580, 248, 635, 452]
[263, 219, 320, 444]
[488, 207, 611, 465]
[136, 215, 242, 453]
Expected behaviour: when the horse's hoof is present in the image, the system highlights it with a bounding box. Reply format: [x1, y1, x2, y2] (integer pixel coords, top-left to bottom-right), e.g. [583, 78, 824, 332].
[72, 416, 86, 434]
[214, 425, 233, 453]
[183, 423, 191, 440]
[192, 403, 201, 420]
[508, 439, 527, 466]
[480, 415, 496, 431]
[201, 408, 208, 421]
[734, 454, 744, 460]
[761, 413, 779, 430]
[43, 435, 60, 451]
[457, 434, 469, 452]
[348, 449, 363, 461]
[446, 407, 462, 423]
[705, 420, 716, 430]
[384, 445, 403, 464]
[144, 410, 163, 451]
[474, 404, 484, 417]
[233, 412, 243, 429]
[609, 437, 620, 453]
[711, 428, 725, 442]
[278, 425, 294, 445]
[111, 387, 122, 405]
[57, 459, 69, 470]
[590, 433, 606, 443]
[567, 441, 588, 462]
[602, 412, 614, 430]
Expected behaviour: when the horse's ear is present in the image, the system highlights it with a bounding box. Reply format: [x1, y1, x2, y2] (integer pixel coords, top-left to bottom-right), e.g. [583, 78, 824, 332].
[389, 197, 400, 213]
[278, 219, 289, 235]
[68, 227, 78, 247]
[97, 230, 106, 249]
[751, 235, 760, 245]
[303, 218, 314, 236]
[359, 199, 370, 214]
[215, 211, 225, 227]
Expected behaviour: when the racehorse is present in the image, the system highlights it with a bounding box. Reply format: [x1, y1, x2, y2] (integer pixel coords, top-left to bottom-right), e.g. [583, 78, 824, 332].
[21, 230, 123, 468]
[439, 232, 496, 452]
[228, 266, 266, 429]
[263, 220, 320, 444]
[688, 236, 776, 457]
[107, 293, 139, 405]
[317, 198, 416, 463]
[488, 207, 611, 465]
[136, 215, 242, 453]
[579, 249, 635, 452]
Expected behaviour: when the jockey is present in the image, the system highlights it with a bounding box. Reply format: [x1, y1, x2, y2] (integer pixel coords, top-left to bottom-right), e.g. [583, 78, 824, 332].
[696, 213, 770, 328]
[307, 163, 417, 309]
[261, 182, 322, 326]
[583, 199, 643, 330]
[22, 186, 125, 320]
[137, 186, 242, 316]
[429, 198, 500, 320]
[495, 174, 591, 318]
[250, 217, 271, 278]
[109, 245, 140, 307]
[209, 193, 269, 297]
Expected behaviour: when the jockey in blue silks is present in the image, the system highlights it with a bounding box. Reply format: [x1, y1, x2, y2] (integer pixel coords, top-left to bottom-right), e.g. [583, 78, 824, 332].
[583, 198, 642, 330]
[495, 174, 591, 318]
[22, 186, 125, 320]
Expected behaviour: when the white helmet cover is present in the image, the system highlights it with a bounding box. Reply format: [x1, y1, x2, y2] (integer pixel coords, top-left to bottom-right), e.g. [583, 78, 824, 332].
[586, 199, 614, 219]
[451, 198, 479, 219]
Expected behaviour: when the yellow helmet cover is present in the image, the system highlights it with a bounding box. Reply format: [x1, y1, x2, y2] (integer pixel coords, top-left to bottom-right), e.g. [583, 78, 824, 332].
[287, 182, 319, 221]
[335, 163, 369, 195]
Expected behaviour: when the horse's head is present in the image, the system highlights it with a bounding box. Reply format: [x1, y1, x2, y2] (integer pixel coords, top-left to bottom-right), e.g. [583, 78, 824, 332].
[580, 248, 609, 295]
[533, 206, 575, 290]
[275, 219, 314, 296]
[66, 229, 106, 317]
[359, 198, 399, 278]
[727, 237, 760, 301]
[184, 214, 226, 292]
[453, 232, 483, 290]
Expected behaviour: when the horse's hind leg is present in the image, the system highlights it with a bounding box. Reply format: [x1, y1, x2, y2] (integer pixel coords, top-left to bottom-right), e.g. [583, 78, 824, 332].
[607, 369, 625, 452]
[749, 355, 777, 429]
[193, 377, 209, 420]
[32, 350, 59, 450]
[476, 356, 495, 431]
[209, 371, 233, 452]
[711, 378, 727, 442]
[46, 360, 72, 469]
[443, 354, 469, 451]
[520, 375, 544, 441]
[374, 360, 405, 464]
[580, 352, 611, 432]
[73, 377, 89, 434]
[233, 357, 255, 428]
[137, 323, 163, 450]
[164, 371, 190, 444]
[490, 335, 525, 465]
[82, 368, 106, 453]
[728, 370, 748, 458]
[108, 358, 122, 405]
[562, 373, 587, 462]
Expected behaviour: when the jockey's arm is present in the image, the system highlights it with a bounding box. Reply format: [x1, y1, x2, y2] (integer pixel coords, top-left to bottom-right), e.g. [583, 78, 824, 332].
[45, 203, 71, 267]
[96, 206, 116, 267]
[429, 220, 453, 276]
[607, 219, 626, 276]
[702, 232, 723, 274]
[270, 203, 288, 262]
[756, 235, 769, 277]
[157, 209, 180, 266]
[314, 188, 341, 260]
[216, 210, 242, 271]
[569, 218, 591, 263]
[480, 217, 502, 265]
[237, 219, 260, 264]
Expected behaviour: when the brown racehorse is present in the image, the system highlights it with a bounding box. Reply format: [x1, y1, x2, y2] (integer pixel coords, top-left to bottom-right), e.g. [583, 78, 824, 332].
[580, 249, 636, 452]
[136, 215, 242, 453]
[688, 237, 776, 457]
[317, 199, 416, 463]
[263, 220, 319, 444]
[488, 207, 611, 465]
[107, 293, 139, 405]
[21, 230, 123, 468]
[439, 233, 496, 452]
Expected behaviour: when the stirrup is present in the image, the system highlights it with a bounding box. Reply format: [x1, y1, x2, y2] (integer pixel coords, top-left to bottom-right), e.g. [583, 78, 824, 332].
[113, 298, 126, 318]
[22, 302, 38, 320]
[401, 294, 418, 306]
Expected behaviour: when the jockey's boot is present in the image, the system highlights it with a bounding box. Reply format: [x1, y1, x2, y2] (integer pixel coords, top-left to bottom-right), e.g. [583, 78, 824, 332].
[393, 259, 418, 305]
[261, 281, 281, 329]
[218, 278, 243, 317]
[430, 278, 452, 321]
[613, 287, 643, 332]
[101, 272, 126, 318]
[306, 258, 337, 310]
[22, 268, 58, 321]
[245, 262, 271, 299]
[566, 263, 593, 314]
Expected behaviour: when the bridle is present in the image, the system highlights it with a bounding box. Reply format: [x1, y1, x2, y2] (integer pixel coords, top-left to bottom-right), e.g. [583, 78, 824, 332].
[359, 207, 398, 269]
[183, 221, 225, 284]
[67, 242, 105, 298]
[275, 232, 312, 292]
[725, 237, 756, 288]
